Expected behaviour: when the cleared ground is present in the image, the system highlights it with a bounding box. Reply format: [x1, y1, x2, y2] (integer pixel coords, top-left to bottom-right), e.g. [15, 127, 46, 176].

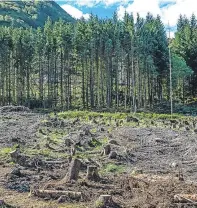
[0, 107, 197, 207]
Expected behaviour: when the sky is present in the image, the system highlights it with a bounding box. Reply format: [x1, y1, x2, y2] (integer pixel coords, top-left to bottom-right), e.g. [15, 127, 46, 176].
[56, 0, 197, 37]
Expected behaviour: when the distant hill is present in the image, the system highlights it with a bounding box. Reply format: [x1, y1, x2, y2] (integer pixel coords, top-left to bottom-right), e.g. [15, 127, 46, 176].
[0, 0, 75, 28]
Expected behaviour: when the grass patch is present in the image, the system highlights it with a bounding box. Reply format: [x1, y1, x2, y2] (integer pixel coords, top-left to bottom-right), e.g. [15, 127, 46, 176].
[57, 110, 188, 122]
[101, 163, 126, 174]
[0, 146, 16, 160]
[23, 148, 68, 159]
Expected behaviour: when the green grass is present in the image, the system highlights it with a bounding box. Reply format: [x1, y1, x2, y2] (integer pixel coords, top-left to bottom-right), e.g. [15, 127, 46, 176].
[57, 110, 187, 121]
[0, 146, 17, 160]
[101, 163, 126, 174]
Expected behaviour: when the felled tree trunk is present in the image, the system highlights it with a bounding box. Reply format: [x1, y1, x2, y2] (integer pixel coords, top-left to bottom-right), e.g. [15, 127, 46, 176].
[33, 189, 81, 200]
[86, 166, 100, 182]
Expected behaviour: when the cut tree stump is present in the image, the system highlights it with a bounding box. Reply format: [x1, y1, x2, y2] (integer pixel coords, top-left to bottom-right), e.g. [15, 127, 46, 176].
[109, 139, 119, 145]
[10, 149, 29, 167]
[95, 195, 113, 208]
[86, 166, 100, 182]
[70, 145, 76, 156]
[65, 158, 82, 182]
[65, 138, 73, 147]
[33, 189, 81, 201]
[108, 151, 117, 159]
[103, 144, 111, 155]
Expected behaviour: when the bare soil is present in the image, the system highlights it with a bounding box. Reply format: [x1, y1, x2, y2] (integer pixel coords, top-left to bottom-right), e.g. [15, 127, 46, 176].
[0, 109, 197, 207]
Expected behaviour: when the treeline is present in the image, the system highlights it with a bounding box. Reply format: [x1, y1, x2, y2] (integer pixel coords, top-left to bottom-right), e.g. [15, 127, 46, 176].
[0, 13, 195, 111]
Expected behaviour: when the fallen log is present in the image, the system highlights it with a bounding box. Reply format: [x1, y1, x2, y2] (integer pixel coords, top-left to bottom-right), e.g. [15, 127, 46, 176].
[174, 194, 197, 204]
[32, 189, 82, 200]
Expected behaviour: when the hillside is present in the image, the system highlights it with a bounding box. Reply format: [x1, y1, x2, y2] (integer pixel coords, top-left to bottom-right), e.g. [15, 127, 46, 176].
[0, 0, 75, 28]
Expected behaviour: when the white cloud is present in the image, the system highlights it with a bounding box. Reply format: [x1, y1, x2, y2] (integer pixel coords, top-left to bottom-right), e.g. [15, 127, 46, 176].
[65, 0, 130, 7]
[104, 0, 129, 6]
[128, 0, 161, 19]
[162, 0, 197, 27]
[117, 0, 197, 28]
[117, 5, 126, 20]
[61, 4, 90, 20]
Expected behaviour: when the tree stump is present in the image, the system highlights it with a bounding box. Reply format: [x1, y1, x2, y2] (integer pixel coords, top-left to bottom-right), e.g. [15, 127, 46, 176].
[70, 145, 76, 156]
[10, 149, 30, 167]
[95, 195, 113, 208]
[109, 139, 119, 145]
[0, 200, 4, 206]
[103, 144, 111, 155]
[66, 158, 81, 181]
[108, 151, 117, 159]
[65, 138, 73, 147]
[86, 166, 100, 182]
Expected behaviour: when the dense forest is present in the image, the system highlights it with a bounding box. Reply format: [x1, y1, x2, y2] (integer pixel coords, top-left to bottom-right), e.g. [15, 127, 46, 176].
[0, 12, 196, 112]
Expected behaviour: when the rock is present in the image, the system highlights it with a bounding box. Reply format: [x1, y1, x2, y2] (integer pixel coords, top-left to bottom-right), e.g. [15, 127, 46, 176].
[108, 151, 117, 159]
[109, 139, 119, 145]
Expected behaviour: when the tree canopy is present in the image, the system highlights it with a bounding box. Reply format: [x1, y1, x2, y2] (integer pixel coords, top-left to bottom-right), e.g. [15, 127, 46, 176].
[0, 12, 195, 112]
